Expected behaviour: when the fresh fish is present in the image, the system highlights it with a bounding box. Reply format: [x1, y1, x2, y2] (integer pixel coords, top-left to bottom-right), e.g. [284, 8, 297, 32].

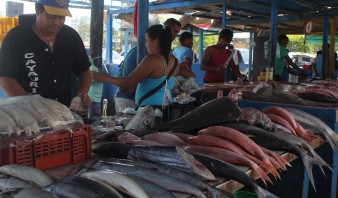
[65, 176, 123, 198]
[265, 113, 297, 135]
[273, 129, 330, 172]
[0, 165, 54, 188]
[126, 139, 167, 146]
[0, 105, 40, 136]
[263, 106, 316, 142]
[43, 182, 102, 198]
[125, 106, 156, 136]
[184, 145, 273, 186]
[158, 97, 242, 133]
[296, 92, 338, 103]
[142, 132, 187, 146]
[0, 176, 37, 191]
[242, 86, 337, 108]
[102, 158, 230, 198]
[117, 131, 141, 143]
[240, 107, 276, 132]
[27, 99, 72, 133]
[194, 154, 279, 198]
[127, 146, 216, 180]
[187, 134, 280, 178]
[170, 132, 194, 142]
[225, 122, 330, 191]
[284, 107, 338, 149]
[81, 170, 148, 198]
[11, 188, 56, 198]
[0, 109, 21, 137]
[126, 174, 176, 198]
[40, 98, 75, 122]
[91, 162, 207, 198]
[199, 126, 278, 178]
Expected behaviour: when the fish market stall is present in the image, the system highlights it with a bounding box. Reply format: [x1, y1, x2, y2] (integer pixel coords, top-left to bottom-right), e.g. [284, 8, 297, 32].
[0, 95, 335, 198]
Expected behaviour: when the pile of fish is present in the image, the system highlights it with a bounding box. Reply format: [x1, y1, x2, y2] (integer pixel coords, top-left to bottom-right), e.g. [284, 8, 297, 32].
[90, 96, 337, 197]
[241, 81, 338, 107]
[0, 95, 82, 138]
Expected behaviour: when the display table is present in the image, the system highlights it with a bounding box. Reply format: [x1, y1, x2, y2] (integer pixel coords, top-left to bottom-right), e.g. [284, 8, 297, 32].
[238, 99, 338, 198]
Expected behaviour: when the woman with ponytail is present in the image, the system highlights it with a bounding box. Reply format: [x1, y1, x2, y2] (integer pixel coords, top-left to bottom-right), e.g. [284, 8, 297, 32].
[91, 24, 179, 107]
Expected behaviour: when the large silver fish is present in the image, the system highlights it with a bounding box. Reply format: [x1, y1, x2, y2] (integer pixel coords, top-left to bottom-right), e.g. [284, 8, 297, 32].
[65, 176, 123, 198]
[127, 146, 216, 180]
[101, 158, 229, 198]
[81, 170, 148, 198]
[91, 162, 207, 198]
[0, 176, 37, 191]
[43, 181, 102, 198]
[194, 154, 279, 198]
[125, 106, 156, 136]
[0, 165, 54, 188]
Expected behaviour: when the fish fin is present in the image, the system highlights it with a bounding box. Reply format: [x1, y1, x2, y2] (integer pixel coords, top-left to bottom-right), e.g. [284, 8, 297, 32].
[253, 166, 273, 187]
[302, 154, 316, 192]
[255, 185, 279, 198]
[330, 133, 338, 147]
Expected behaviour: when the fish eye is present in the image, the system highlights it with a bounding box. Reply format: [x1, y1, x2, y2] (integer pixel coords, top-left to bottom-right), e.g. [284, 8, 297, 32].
[144, 119, 151, 125]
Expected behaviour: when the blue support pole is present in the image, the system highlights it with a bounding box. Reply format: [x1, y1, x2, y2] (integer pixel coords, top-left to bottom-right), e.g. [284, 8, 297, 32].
[322, 15, 329, 79]
[331, 146, 338, 198]
[137, 0, 148, 64]
[198, 29, 204, 64]
[268, 0, 278, 70]
[222, 1, 226, 28]
[189, 26, 193, 33]
[106, 13, 112, 64]
[124, 30, 129, 55]
[248, 32, 253, 82]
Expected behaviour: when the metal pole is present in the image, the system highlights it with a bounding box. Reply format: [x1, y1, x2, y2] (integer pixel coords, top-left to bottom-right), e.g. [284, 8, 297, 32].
[323, 15, 329, 79]
[105, 13, 112, 64]
[268, 0, 278, 70]
[248, 32, 253, 82]
[222, 1, 226, 28]
[198, 29, 204, 64]
[90, 0, 104, 68]
[137, 0, 149, 64]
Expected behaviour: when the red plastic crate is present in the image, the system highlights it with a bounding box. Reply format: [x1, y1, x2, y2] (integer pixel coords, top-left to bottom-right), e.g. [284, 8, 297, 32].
[0, 125, 91, 170]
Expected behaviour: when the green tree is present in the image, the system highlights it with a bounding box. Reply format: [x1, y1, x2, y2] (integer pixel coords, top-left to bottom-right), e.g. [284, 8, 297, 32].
[287, 35, 322, 54]
[77, 17, 90, 42]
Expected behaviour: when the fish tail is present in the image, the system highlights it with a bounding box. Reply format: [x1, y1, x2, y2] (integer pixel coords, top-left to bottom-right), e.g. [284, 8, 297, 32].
[302, 154, 316, 192]
[255, 184, 279, 198]
[330, 133, 338, 147]
[262, 159, 280, 180]
[322, 132, 336, 149]
[253, 166, 273, 187]
[311, 152, 332, 172]
[269, 151, 290, 170]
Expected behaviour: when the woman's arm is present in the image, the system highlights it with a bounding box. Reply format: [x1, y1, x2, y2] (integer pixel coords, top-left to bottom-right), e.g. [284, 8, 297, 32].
[91, 55, 155, 89]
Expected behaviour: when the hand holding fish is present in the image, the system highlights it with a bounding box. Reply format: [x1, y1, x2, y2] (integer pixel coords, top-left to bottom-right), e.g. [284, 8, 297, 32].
[90, 70, 107, 83]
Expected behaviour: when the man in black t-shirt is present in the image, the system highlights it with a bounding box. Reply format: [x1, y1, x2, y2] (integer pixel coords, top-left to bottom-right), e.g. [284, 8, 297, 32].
[0, 0, 91, 107]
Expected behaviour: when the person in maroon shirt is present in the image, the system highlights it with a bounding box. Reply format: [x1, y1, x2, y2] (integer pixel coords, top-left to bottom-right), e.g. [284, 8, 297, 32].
[201, 29, 246, 83]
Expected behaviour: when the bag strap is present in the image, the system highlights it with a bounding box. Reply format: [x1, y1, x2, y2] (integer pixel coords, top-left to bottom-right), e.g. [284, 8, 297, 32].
[137, 58, 178, 107]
